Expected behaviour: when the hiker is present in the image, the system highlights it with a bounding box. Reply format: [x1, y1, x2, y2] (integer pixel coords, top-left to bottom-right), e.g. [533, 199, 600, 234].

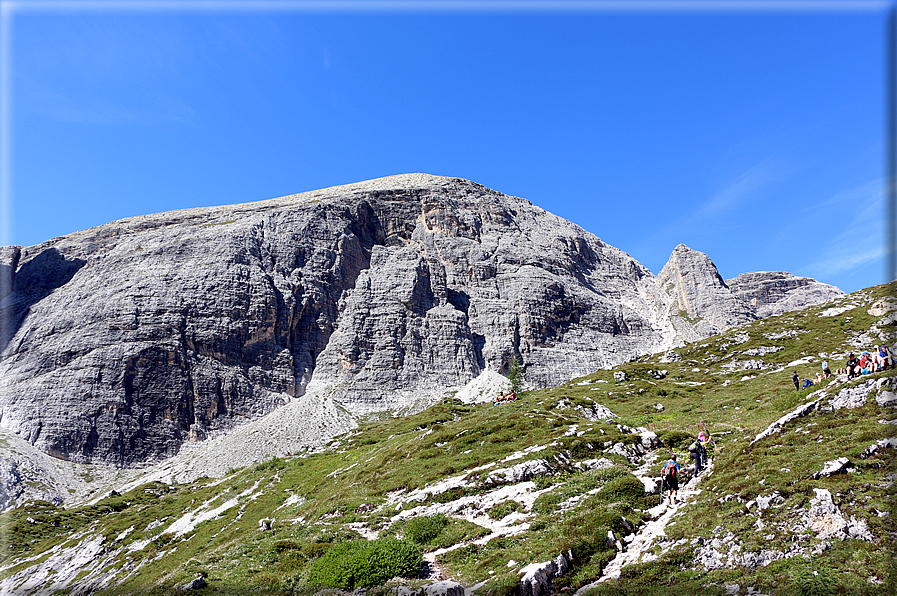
[822, 360, 832, 378]
[661, 455, 681, 504]
[815, 372, 823, 385]
[846, 353, 860, 379]
[801, 377, 814, 389]
[689, 434, 708, 474]
[875, 345, 894, 371]
[859, 352, 873, 375]
[698, 431, 710, 468]
[688, 438, 700, 473]
[791, 372, 800, 391]
[493, 390, 518, 405]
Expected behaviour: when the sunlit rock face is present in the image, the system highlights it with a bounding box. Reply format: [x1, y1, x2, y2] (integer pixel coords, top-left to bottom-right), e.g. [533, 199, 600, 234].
[726, 271, 845, 318]
[0, 174, 840, 467]
[655, 244, 758, 338]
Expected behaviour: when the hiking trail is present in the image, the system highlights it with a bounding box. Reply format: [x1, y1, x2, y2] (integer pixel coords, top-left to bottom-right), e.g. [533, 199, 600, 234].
[574, 454, 710, 593]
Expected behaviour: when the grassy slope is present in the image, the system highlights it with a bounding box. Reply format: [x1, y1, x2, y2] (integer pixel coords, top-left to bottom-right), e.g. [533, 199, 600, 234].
[0, 283, 894, 596]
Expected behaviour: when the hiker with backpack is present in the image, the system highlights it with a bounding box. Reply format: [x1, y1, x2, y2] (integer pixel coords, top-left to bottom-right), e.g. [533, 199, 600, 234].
[688, 432, 710, 474]
[697, 431, 710, 468]
[661, 455, 681, 504]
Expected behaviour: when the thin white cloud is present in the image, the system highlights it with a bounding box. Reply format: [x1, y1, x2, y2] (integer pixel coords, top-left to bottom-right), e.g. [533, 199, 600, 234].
[800, 179, 885, 278]
[692, 160, 778, 220]
[30, 90, 196, 126]
[806, 247, 885, 277]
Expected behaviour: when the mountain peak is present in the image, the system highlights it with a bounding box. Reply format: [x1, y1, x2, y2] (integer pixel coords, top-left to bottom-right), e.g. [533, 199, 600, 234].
[0, 176, 842, 469]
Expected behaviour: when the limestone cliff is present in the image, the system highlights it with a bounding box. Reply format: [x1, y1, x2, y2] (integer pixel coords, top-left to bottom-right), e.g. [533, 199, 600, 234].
[655, 244, 758, 338]
[726, 271, 844, 318]
[0, 175, 841, 469]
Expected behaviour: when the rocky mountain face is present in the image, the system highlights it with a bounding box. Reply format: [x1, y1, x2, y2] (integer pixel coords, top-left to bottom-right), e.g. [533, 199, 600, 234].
[726, 271, 845, 318]
[0, 174, 843, 470]
[656, 244, 759, 338]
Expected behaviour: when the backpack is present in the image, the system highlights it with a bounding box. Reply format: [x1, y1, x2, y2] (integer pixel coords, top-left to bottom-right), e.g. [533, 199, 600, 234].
[688, 441, 698, 452]
[662, 461, 677, 479]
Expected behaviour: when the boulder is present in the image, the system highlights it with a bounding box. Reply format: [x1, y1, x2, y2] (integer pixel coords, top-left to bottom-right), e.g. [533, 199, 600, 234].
[573, 458, 615, 472]
[423, 581, 464, 596]
[830, 379, 880, 409]
[604, 442, 646, 465]
[862, 437, 897, 458]
[755, 492, 785, 510]
[811, 458, 854, 479]
[660, 350, 682, 362]
[868, 298, 897, 317]
[179, 577, 206, 591]
[638, 430, 662, 450]
[518, 553, 571, 596]
[485, 459, 555, 486]
[576, 403, 617, 423]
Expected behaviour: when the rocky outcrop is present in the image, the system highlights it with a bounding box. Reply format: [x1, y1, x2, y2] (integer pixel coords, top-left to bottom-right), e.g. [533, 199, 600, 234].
[656, 245, 757, 337]
[726, 271, 845, 318]
[804, 488, 873, 542]
[518, 553, 571, 596]
[0, 174, 843, 468]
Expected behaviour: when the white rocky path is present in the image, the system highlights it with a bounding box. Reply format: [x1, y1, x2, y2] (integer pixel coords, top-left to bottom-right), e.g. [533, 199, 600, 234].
[574, 455, 711, 594]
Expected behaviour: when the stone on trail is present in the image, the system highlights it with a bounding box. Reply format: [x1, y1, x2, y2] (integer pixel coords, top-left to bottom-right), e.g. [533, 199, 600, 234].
[423, 581, 464, 596]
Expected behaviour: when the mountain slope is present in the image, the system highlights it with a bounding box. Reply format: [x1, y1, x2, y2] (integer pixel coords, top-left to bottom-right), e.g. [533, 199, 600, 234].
[0, 281, 892, 596]
[0, 175, 842, 472]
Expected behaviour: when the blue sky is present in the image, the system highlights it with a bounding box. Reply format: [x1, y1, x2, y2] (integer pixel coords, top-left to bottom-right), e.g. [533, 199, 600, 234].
[2, 0, 892, 293]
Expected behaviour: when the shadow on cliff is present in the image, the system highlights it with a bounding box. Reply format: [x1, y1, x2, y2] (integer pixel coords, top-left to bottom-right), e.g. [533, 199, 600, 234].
[0, 247, 86, 354]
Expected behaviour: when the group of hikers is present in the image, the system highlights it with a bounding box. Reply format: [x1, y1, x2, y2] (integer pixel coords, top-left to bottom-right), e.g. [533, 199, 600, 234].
[843, 345, 893, 378]
[660, 431, 713, 504]
[492, 389, 518, 405]
[791, 344, 893, 391]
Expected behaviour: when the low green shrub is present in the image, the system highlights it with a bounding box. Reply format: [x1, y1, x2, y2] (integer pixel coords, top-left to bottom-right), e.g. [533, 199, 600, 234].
[487, 500, 521, 520]
[595, 475, 645, 503]
[657, 430, 692, 450]
[787, 564, 840, 596]
[272, 540, 301, 553]
[303, 542, 331, 559]
[306, 538, 421, 589]
[403, 514, 450, 545]
[253, 457, 287, 472]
